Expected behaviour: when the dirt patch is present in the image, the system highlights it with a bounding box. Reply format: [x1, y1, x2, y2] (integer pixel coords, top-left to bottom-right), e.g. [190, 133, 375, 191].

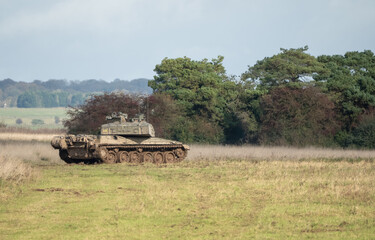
[32, 188, 81, 195]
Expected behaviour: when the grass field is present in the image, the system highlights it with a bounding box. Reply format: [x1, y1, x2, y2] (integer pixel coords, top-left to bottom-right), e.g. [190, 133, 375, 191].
[0, 107, 67, 129]
[1, 141, 375, 239]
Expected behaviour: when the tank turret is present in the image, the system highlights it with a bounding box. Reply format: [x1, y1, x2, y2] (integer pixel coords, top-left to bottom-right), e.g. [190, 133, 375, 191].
[100, 112, 155, 137]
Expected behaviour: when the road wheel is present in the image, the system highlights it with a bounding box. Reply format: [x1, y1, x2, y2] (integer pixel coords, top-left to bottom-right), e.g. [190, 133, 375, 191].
[129, 151, 141, 163]
[165, 151, 176, 163]
[59, 150, 72, 163]
[175, 148, 185, 158]
[98, 147, 108, 162]
[143, 152, 153, 163]
[104, 151, 117, 164]
[153, 152, 164, 164]
[118, 151, 130, 163]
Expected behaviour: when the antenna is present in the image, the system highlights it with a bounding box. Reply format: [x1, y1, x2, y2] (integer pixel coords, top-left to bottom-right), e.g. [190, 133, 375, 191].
[146, 96, 149, 121]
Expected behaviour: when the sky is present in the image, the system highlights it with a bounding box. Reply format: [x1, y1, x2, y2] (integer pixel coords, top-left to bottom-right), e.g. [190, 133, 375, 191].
[0, 0, 374, 82]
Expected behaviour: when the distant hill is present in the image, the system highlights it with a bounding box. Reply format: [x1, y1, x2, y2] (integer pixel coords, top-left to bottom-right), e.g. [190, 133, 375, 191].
[0, 78, 152, 108]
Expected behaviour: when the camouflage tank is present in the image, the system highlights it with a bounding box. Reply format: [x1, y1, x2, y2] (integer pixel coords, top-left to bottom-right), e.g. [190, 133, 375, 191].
[51, 113, 189, 164]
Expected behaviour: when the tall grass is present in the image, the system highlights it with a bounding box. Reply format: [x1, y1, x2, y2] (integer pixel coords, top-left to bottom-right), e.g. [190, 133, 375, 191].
[0, 156, 36, 183]
[0, 141, 61, 186]
[187, 144, 375, 161]
[0, 140, 374, 238]
[0, 132, 58, 142]
[1, 160, 374, 239]
[0, 126, 65, 134]
[1, 140, 374, 164]
[0, 140, 63, 165]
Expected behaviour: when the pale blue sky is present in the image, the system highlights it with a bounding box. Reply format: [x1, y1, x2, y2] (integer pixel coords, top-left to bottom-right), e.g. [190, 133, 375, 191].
[0, 0, 374, 82]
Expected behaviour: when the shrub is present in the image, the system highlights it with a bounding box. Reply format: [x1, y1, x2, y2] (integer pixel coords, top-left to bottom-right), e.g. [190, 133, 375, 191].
[0, 156, 35, 183]
[168, 116, 225, 144]
[31, 119, 45, 125]
[64, 93, 142, 134]
[351, 116, 375, 148]
[54, 116, 60, 124]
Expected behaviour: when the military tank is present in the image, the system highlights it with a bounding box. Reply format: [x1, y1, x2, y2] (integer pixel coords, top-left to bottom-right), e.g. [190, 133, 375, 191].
[51, 113, 189, 164]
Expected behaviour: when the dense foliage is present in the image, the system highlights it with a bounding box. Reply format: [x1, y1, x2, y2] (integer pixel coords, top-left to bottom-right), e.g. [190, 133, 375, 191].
[241, 46, 328, 89]
[63, 48, 375, 148]
[259, 86, 339, 146]
[17, 91, 87, 108]
[64, 93, 180, 138]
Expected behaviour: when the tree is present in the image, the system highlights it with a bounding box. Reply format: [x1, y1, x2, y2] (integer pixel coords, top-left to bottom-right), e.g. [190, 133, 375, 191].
[141, 93, 183, 138]
[148, 56, 238, 143]
[259, 86, 339, 146]
[149, 56, 237, 122]
[222, 80, 265, 144]
[17, 91, 40, 108]
[167, 116, 225, 144]
[351, 113, 375, 148]
[316, 50, 375, 130]
[64, 93, 141, 134]
[63, 92, 195, 142]
[242, 46, 328, 89]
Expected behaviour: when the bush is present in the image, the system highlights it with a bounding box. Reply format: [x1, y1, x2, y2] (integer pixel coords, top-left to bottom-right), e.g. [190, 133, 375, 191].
[168, 116, 225, 144]
[64, 93, 142, 134]
[0, 156, 35, 183]
[54, 116, 60, 124]
[31, 119, 44, 125]
[334, 131, 354, 148]
[352, 116, 375, 148]
[16, 118, 23, 125]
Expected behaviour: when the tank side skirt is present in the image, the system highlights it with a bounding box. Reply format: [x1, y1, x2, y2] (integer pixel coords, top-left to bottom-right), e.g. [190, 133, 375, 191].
[100, 144, 188, 162]
[99, 144, 185, 151]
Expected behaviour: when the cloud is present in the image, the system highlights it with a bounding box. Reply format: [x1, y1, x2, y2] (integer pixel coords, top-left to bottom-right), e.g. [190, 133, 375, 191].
[0, 0, 374, 81]
[0, 0, 133, 36]
[0, 0, 205, 37]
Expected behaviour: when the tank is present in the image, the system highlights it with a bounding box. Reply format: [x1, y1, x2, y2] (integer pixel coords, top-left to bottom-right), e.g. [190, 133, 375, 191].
[51, 112, 190, 164]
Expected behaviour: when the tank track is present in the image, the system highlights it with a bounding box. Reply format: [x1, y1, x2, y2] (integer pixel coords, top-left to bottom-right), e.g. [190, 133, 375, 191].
[96, 144, 188, 164]
[60, 144, 188, 164]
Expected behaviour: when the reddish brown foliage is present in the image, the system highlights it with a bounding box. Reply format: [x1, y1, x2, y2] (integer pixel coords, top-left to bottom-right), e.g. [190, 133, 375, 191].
[63, 92, 181, 137]
[260, 86, 340, 146]
[64, 93, 142, 134]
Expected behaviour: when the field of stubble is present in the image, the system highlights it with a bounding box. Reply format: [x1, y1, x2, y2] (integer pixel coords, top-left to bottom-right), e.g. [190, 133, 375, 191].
[0, 136, 375, 239]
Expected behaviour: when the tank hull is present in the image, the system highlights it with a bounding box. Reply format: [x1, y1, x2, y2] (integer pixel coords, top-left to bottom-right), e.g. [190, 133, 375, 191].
[51, 135, 189, 164]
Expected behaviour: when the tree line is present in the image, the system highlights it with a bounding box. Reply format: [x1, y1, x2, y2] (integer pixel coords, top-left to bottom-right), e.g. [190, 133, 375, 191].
[0, 78, 151, 107]
[65, 47, 375, 148]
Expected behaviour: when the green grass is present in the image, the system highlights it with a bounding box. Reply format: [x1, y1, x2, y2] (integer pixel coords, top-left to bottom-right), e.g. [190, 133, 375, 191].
[0, 107, 67, 129]
[1, 160, 374, 239]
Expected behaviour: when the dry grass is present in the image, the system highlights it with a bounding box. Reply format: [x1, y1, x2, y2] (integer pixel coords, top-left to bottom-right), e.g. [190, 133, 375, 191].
[1, 131, 374, 161]
[0, 140, 374, 238]
[0, 160, 374, 239]
[187, 144, 375, 161]
[0, 126, 65, 134]
[0, 133, 57, 143]
[0, 156, 37, 183]
[0, 141, 63, 165]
